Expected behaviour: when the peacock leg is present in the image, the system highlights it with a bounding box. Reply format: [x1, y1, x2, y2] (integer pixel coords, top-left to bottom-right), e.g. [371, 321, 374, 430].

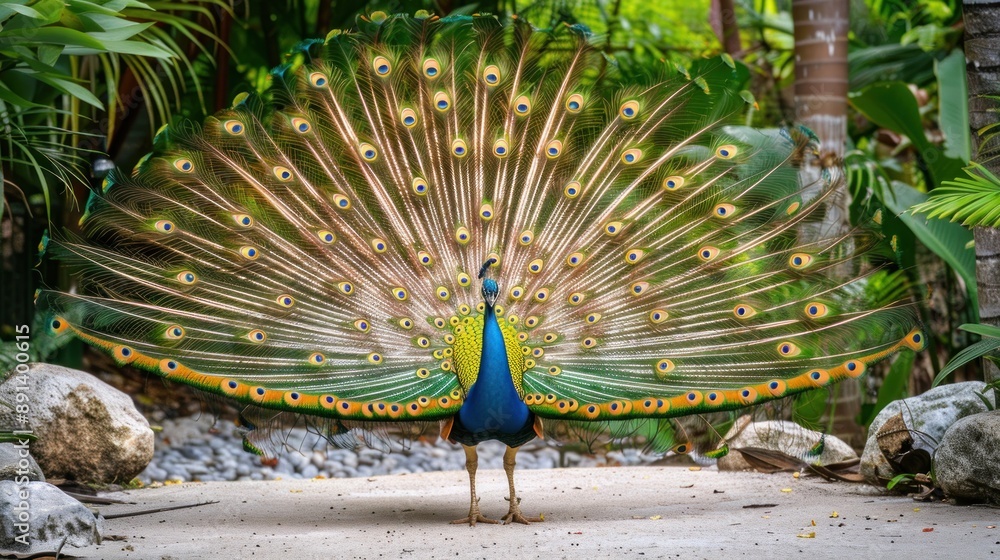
[451, 444, 499, 526]
[500, 446, 543, 525]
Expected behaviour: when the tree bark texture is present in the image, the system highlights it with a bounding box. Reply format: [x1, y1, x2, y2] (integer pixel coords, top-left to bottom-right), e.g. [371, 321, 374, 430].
[710, 0, 742, 55]
[965, 0, 1000, 382]
[792, 0, 861, 446]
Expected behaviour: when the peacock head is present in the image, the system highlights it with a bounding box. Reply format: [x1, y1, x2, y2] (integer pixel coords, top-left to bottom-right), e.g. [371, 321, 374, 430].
[478, 258, 499, 308]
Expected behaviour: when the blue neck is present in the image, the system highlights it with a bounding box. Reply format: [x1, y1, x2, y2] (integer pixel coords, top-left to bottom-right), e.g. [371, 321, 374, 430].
[457, 305, 529, 435]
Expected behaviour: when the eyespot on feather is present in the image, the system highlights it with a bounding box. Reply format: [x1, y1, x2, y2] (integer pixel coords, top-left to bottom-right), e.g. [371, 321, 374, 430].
[513, 95, 531, 115]
[663, 176, 685, 190]
[697, 246, 719, 262]
[545, 140, 562, 159]
[565, 93, 584, 113]
[804, 302, 829, 318]
[308, 72, 328, 87]
[492, 139, 509, 158]
[290, 117, 310, 134]
[451, 139, 468, 158]
[422, 58, 441, 79]
[164, 325, 185, 340]
[630, 281, 649, 296]
[433, 91, 451, 112]
[247, 329, 267, 343]
[482, 65, 501, 85]
[715, 144, 737, 159]
[789, 253, 813, 269]
[411, 177, 428, 195]
[649, 309, 668, 324]
[239, 245, 260, 260]
[154, 220, 175, 233]
[223, 120, 245, 135]
[714, 203, 736, 218]
[332, 194, 351, 209]
[372, 55, 391, 76]
[317, 230, 336, 244]
[733, 304, 757, 319]
[276, 294, 295, 308]
[400, 107, 418, 128]
[625, 249, 645, 264]
[455, 226, 470, 245]
[619, 100, 639, 120]
[272, 166, 293, 181]
[621, 148, 642, 164]
[777, 342, 802, 357]
[359, 143, 378, 162]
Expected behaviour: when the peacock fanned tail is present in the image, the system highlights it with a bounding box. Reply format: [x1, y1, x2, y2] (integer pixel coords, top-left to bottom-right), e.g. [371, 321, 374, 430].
[40, 13, 923, 455]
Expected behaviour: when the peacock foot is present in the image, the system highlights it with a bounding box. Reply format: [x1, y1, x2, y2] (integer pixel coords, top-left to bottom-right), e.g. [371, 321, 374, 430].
[451, 498, 499, 526]
[501, 497, 543, 525]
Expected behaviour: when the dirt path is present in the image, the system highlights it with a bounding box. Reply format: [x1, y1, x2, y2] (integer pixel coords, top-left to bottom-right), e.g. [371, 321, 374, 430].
[75, 466, 997, 559]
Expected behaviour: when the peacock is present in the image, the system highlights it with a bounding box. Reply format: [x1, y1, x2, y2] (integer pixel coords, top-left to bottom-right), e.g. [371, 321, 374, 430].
[38, 12, 924, 525]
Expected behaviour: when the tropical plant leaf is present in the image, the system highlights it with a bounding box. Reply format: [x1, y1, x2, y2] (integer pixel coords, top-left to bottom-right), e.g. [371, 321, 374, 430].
[936, 49, 971, 162]
[932, 324, 1000, 386]
[911, 163, 1000, 228]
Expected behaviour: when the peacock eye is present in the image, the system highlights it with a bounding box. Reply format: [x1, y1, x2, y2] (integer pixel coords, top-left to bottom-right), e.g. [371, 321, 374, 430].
[359, 143, 378, 162]
[482, 65, 501, 85]
[619, 100, 639, 119]
[422, 58, 441, 79]
[452, 139, 468, 158]
[434, 91, 451, 112]
[621, 148, 642, 164]
[513, 95, 531, 115]
[309, 72, 328, 87]
[240, 246, 259, 259]
[372, 56, 391, 76]
[545, 140, 562, 159]
[400, 108, 418, 128]
[716, 144, 738, 159]
[493, 139, 509, 158]
[566, 93, 584, 113]
[663, 175, 685, 190]
[223, 120, 245, 135]
[412, 177, 428, 195]
[291, 118, 310, 133]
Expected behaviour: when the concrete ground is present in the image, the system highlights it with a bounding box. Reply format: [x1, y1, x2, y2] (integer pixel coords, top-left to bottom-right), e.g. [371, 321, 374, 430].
[76, 466, 996, 559]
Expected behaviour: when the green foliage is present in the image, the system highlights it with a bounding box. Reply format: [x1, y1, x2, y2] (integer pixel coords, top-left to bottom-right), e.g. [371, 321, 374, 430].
[0, 0, 230, 216]
[932, 324, 1000, 387]
[911, 164, 1000, 228]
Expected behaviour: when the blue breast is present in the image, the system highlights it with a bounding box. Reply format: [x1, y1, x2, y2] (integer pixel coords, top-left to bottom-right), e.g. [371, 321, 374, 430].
[457, 306, 530, 435]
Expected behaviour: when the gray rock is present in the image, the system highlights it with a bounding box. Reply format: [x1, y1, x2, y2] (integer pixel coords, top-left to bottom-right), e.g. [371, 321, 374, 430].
[0, 442, 44, 482]
[0, 364, 154, 484]
[934, 409, 1000, 504]
[0, 480, 103, 554]
[717, 417, 857, 471]
[860, 381, 995, 486]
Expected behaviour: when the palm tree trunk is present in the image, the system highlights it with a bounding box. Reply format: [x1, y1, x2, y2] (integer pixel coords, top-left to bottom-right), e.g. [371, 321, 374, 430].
[966, 0, 1000, 383]
[710, 0, 742, 55]
[792, 0, 862, 446]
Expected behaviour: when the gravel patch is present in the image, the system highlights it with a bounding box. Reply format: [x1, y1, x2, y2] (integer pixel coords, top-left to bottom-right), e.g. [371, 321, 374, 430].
[139, 416, 664, 484]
